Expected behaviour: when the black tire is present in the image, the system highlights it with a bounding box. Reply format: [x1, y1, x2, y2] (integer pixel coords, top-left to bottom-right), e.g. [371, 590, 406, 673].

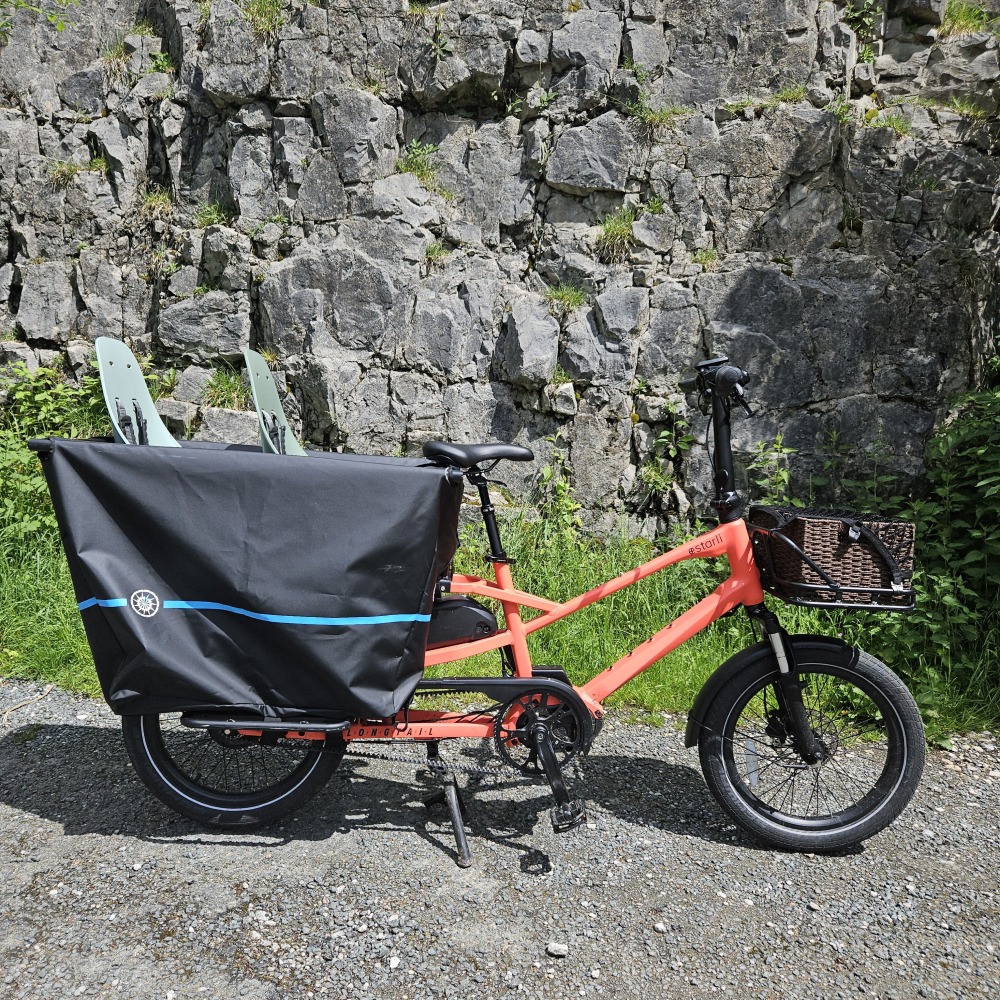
[698, 642, 925, 851]
[121, 714, 344, 828]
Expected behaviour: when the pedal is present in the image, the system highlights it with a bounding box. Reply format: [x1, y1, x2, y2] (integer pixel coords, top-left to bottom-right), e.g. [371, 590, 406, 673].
[550, 798, 587, 833]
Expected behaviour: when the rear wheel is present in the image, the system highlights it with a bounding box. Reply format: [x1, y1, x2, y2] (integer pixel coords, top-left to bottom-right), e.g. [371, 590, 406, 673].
[698, 644, 925, 851]
[121, 714, 343, 828]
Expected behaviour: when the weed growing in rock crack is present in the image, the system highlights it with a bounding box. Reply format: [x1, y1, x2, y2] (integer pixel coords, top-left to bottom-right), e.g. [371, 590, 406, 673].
[203, 365, 252, 410]
[149, 51, 175, 74]
[141, 187, 173, 220]
[858, 42, 876, 63]
[692, 248, 720, 271]
[193, 201, 231, 227]
[947, 95, 989, 119]
[551, 365, 573, 386]
[241, 0, 286, 40]
[725, 84, 808, 116]
[427, 17, 452, 60]
[622, 59, 651, 84]
[48, 160, 82, 188]
[424, 241, 450, 267]
[88, 155, 110, 176]
[536, 88, 558, 110]
[844, 0, 884, 42]
[595, 205, 639, 264]
[130, 19, 155, 36]
[645, 195, 666, 215]
[196, 0, 212, 32]
[396, 139, 439, 188]
[259, 347, 280, 366]
[864, 109, 911, 135]
[492, 88, 524, 116]
[405, 1, 431, 18]
[543, 283, 589, 315]
[101, 34, 131, 87]
[826, 96, 854, 124]
[620, 92, 689, 131]
[939, 0, 1000, 37]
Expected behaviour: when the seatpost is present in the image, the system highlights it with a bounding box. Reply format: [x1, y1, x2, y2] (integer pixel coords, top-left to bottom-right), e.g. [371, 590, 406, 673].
[466, 466, 509, 563]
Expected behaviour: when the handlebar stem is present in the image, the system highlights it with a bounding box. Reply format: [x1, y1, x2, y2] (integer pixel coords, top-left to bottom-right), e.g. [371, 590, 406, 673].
[709, 391, 744, 523]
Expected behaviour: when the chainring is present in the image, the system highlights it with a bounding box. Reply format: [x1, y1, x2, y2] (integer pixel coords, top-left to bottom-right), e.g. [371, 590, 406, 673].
[494, 688, 589, 775]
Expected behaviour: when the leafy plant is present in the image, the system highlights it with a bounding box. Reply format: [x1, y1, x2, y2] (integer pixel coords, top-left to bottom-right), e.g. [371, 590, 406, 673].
[149, 51, 175, 74]
[864, 110, 911, 136]
[595, 204, 639, 264]
[858, 42, 876, 64]
[536, 88, 559, 110]
[622, 59, 651, 84]
[692, 248, 720, 271]
[396, 139, 439, 188]
[405, 1, 430, 18]
[427, 16, 452, 60]
[826, 96, 854, 124]
[948, 95, 988, 119]
[844, 0, 884, 41]
[543, 283, 589, 315]
[773, 83, 808, 104]
[492, 88, 524, 116]
[746, 432, 796, 504]
[0, 0, 77, 43]
[645, 195, 666, 215]
[203, 365, 251, 410]
[88, 155, 110, 176]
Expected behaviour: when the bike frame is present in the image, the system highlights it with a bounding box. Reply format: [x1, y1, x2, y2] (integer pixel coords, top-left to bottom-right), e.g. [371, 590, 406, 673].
[326, 517, 766, 744]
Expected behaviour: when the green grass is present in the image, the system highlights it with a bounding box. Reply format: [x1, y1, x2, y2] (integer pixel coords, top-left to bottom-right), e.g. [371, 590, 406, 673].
[939, 0, 999, 37]
[241, 0, 286, 39]
[0, 540, 99, 696]
[193, 201, 231, 227]
[620, 93, 689, 131]
[396, 139, 439, 188]
[692, 248, 720, 271]
[543, 282, 589, 314]
[595, 204, 639, 264]
[48, 160, 82, 188]
[203, 365, 252, 409]
[424, 241, 450, 266]
[141, 186, 173, 219]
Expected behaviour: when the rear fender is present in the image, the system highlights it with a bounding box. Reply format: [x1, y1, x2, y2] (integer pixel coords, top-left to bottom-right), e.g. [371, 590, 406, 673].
[684, 635, 858, 747]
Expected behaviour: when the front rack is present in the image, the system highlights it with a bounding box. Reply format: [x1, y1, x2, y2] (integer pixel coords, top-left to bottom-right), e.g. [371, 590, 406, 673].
[747, 505, 916, 612]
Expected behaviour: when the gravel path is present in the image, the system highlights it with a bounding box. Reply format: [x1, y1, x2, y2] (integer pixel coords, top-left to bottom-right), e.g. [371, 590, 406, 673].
[1, 678, 998, 1000]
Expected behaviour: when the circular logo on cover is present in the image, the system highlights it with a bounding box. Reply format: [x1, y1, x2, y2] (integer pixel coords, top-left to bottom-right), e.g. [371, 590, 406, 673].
[130, 590, 160, 618]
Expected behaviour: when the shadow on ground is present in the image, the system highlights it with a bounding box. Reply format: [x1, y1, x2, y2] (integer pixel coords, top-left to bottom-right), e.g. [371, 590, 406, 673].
[0, 723, 763, 868]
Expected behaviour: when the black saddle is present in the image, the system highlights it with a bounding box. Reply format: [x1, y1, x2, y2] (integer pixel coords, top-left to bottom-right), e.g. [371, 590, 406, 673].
[422, 441, 534, 468]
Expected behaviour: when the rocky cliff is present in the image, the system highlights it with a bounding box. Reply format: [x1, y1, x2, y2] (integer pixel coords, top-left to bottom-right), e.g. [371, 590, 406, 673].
[1, 0, 997, 527]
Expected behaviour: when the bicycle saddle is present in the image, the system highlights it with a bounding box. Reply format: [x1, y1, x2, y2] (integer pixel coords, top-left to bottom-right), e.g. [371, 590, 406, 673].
[422, 441, 534, 468]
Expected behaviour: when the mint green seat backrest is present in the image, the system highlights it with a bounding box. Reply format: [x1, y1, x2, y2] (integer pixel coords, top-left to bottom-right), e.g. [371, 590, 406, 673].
[95, 337, 180, 447]
[243, 349, 306, 457]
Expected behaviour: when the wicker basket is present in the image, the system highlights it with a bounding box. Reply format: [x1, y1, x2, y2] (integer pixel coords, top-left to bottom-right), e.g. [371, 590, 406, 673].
[747, 505, 916, 611]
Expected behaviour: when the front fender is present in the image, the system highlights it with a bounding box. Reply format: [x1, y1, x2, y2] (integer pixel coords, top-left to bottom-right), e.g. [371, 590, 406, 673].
[684, 635, 859, 747]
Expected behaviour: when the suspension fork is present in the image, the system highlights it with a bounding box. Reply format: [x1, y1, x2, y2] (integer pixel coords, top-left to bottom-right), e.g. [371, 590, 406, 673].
[745, 604, 824, 763]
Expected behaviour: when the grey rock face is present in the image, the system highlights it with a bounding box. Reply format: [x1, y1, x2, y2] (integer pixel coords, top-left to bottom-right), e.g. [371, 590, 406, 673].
[546, 113, 636, 195]
[498, 294, 559, 389]
[202, 1, 270, 106]
[0, 0, 994, 521]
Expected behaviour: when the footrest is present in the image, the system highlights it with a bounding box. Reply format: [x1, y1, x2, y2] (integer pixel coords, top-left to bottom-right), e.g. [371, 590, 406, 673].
[550, 798, 587, 833]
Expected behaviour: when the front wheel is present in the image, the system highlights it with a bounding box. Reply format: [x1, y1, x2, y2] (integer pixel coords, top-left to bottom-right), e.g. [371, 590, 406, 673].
[121, 714, 344, 828]
[698, 643, 925, 851]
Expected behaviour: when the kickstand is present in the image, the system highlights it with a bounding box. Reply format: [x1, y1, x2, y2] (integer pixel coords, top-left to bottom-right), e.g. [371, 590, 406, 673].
[422, 742, 473, 868]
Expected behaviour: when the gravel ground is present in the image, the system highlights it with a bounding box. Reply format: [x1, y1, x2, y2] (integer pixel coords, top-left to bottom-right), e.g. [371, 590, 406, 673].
[1, 678, 998, 1000]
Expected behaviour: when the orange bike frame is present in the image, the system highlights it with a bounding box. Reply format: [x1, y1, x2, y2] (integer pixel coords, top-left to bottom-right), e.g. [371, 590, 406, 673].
[303, 518, 768, 745]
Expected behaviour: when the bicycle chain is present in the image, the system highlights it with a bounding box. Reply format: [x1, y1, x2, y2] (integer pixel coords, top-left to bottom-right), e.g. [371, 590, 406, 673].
[343, 742, 510, 779]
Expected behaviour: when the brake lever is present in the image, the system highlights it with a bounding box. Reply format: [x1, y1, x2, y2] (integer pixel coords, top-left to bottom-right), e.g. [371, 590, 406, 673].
[734, 383, 753, 417]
